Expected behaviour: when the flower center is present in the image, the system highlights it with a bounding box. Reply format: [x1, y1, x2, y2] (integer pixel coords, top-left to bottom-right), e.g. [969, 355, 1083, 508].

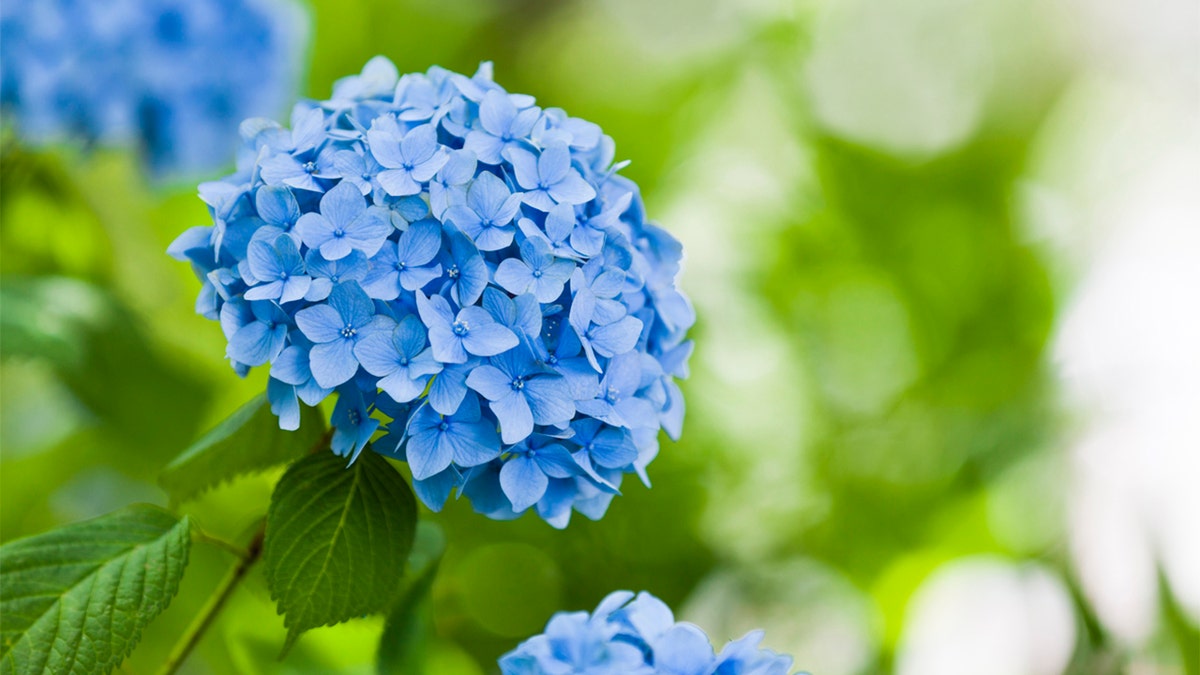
[303, 161, 317, 174]
[448, 265, 460, 279]
[333, 228, 345, 237]
[510, 377, 525, 391]
[532, 269, 542, 278]
[438, 421, 450, 432]
[340, 325, 357, 338]
[605, 387, 620, 403]
[452, 320, 469, 336]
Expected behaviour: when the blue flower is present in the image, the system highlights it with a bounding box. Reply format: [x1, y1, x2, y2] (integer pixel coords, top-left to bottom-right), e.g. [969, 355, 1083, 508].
[495, 237, 576, 303]
[361, 219, 444, 300]
[428, 149, 478, 217]
[353, 315, 442, 403]
[171, 58, 694, 527]
[368, 122, 449, 196]
[303, 249, 369, 302]
[445, 172, 523, 251]
[0, 0, 305, 177]
[499, 591, 802, 675]
[294, 281, 391, 388]
[417, 292, 519, 364]
[506, 142, 596, 211]
[499, 436, 584, 512]
[403, 393, 500, 480]
[296, 181, 392, 261]
[465, 90, 541, 164]
[245, 234, 311, 303]
[466, 348, 574, 444]
[331, 386, 379, 462]
[226, 300, 289, 367]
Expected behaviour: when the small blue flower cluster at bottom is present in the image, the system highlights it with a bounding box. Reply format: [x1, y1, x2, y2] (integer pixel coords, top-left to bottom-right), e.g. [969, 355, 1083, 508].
[500, 590, 803, 675]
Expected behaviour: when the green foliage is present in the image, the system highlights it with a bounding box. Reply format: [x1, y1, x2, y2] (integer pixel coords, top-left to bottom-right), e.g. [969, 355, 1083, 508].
[0, 505, 191, 675]
[159, 395, 328, 504]
[262, 450, 417, 654]
[377, 522, 446, 675]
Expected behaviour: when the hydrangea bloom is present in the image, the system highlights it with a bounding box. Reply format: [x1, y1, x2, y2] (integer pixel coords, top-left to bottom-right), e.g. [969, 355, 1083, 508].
[0, 0, 305, 176]
[169, 57, 694, 527]
[499, 591, 802, 675]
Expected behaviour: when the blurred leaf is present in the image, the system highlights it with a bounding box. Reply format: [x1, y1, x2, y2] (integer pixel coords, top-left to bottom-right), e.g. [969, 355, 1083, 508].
[263, 449, 416, 654]
[0, 276, 210, 467]
[0, 505, 190, 675]
[377, 521, 445, 675]
[160, 395, 327, 504]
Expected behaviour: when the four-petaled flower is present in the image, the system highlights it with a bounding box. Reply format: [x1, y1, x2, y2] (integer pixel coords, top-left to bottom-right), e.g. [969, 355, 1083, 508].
[494, 236, 576, 303]
[465, 90, 541, 165]
[368, 123, 450, 196]
[445, 172, 523, 251]
[403, 393, 501, 480]
[506, 142, 596, 212]
[466, 348, 574, 444]
[296, 181, 392, 261]
[354, 315, 442, 403]
[294, 281, 391, 387]
[245, 234, 311, 303]
[417, 292, 519, 364]
[362, 220, 443, 300]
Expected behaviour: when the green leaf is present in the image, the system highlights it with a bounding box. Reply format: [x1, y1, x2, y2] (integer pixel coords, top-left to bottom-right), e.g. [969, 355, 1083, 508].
[159, 394, 327, 504]
[262, 449, 416, 653]
[377, 522, 445, 675]
[0, 505, 191, 675]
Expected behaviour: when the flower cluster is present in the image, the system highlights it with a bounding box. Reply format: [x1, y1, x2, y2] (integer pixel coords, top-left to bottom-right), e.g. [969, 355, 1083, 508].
[170, 58, 694, 527]
[0, 0, 304, 176]
[500, 591, 800, 675]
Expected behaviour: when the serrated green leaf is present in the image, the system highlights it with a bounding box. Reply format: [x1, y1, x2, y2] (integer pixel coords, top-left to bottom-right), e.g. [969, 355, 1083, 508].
[376, 522, 445, 675]
[0, 505, 191, 675]
[262, 449, 416, 653]
[159, 394, 327, 504]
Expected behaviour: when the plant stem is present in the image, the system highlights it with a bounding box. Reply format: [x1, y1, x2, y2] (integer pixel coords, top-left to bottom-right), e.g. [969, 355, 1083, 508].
[156, 520, 267, 675]
[192, 530, 250, 560]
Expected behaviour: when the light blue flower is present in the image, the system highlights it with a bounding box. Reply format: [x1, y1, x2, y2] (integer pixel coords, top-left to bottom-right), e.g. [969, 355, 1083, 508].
[445, 172, 523, 251]
[403, 393, 500, 481]
[429, 149, 478, 218]
[353, 315, 442, 403]
[416, 292, 519, 364]
[294, 281, 391, 388]
[368, 122, 449, 196]
[331, 385, 379, 462]
[226, 300, 289, 367]
[361, 219, 444, 300]
[172, 58, 694, 526]
[245, 234, 310, 303]
[302, 249, 369, 302]
[500, 591, 802, 675]
[506, 142, 596, 211]
[295, 181, 391, 261]
[498, 435, 584, 512]
[466, 347, 573, 444]
[0, 0, 305, 177]
[494, 236, 576, 303]
[465, 89, 541, 164]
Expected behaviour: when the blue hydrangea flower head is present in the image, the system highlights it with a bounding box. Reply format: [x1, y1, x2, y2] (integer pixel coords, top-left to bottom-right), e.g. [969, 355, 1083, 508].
[170, 57, 695, 527]
[499, 591, 804, 675]
[0, 0, 306, 176]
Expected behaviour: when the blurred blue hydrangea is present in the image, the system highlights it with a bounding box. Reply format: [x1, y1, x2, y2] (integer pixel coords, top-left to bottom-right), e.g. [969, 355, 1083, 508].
[499, 591, 801, 675]
[0, 0, 305, 176]
[169, 57, 695, 527]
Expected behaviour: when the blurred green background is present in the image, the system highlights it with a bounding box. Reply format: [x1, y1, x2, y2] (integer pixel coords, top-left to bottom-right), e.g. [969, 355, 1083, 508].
[2, 0, 1197, 673]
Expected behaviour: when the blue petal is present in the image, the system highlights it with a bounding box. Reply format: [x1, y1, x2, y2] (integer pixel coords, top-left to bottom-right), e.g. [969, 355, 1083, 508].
[310, 338, 359, 388]
[499, 454, 548, 512]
